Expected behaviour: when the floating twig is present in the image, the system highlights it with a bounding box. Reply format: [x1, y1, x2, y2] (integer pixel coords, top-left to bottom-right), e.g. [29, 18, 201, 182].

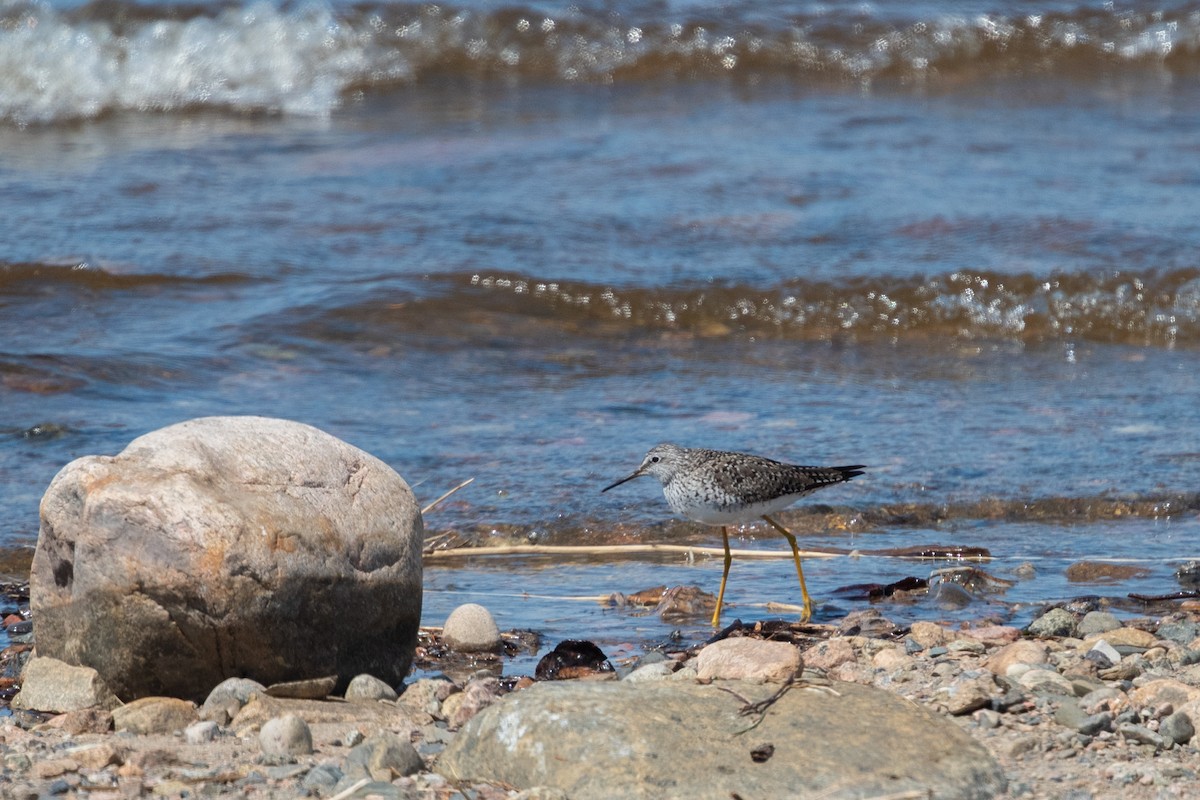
[421, 477, 475, 515]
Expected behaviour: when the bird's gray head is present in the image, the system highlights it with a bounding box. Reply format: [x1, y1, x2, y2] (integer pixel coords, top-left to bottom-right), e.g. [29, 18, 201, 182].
[601, 443, 687, 492]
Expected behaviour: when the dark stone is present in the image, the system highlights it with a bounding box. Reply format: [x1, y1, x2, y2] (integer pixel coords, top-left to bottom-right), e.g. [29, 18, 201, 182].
[535, 640, 614, 680]
[750, 743, 775, 763]
[1176, 561, 1200, 590]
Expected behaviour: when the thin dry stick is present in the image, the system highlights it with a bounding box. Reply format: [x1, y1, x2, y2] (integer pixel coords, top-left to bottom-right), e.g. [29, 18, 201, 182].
[421, 477, 475, 515]
[424, 587, 832, 611]
[423, 543, 837, 560]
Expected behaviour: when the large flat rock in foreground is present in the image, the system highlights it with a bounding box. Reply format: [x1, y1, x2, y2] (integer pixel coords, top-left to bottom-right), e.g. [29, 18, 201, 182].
[438, 679, 1005, 800]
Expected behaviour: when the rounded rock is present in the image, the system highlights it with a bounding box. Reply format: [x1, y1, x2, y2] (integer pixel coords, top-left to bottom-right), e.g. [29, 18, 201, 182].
[1161, 711, 1195, 745]
[260, 714, 314, 757]
[1077, 611, 1121, 638]
[694, 637, 802, 683]
[30, 416, 423, 701]
[1027, 607, 1077, 638]
[345, 674, 400, 703]
[442, 604, 502, 653]
[185, 720, 220, 744]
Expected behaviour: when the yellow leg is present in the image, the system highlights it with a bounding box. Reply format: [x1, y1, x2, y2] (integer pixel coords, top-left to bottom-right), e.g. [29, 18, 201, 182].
[762, 514, 813, 623]
[711, 526, 733, 627]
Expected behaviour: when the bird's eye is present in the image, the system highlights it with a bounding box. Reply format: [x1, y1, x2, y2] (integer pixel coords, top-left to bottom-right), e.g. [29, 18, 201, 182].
[650, 456, 660, 463]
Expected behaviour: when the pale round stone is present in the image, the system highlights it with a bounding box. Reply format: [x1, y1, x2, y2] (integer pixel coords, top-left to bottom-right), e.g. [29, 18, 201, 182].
[260, 714, 313, 756]
[442, 604, 502, 653]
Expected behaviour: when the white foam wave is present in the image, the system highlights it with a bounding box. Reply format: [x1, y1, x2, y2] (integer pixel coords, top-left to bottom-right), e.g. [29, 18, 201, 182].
[0, 1, 400, 124]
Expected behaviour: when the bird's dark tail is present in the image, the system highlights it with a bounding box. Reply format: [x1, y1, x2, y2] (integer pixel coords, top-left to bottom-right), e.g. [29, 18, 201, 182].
[834, 465, 867, 481]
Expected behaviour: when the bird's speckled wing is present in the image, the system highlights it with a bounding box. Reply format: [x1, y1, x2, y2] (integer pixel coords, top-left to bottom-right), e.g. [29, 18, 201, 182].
[695, 448, 865, 508]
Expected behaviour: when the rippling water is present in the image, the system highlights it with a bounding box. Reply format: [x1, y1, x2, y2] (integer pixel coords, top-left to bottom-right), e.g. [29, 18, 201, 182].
[3, 0, 1200, 659]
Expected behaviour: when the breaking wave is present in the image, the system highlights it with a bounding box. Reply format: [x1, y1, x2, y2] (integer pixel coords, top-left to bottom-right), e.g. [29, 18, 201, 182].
[3, 0, 1200, 123]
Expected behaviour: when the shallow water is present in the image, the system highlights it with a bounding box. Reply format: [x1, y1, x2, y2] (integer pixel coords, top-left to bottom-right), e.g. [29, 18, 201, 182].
[3, 0, 1200, 667]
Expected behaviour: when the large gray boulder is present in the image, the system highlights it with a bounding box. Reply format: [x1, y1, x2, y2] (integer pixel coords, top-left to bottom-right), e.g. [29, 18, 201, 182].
[31, 416, 423, 701]
[438, 680, 1005, 800]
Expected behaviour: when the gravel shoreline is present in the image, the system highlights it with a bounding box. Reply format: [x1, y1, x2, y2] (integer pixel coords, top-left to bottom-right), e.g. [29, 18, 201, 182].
[4, 586, 1200, 799]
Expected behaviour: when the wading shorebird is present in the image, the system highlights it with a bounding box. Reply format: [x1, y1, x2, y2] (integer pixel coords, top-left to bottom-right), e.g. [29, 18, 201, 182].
[602, 443, 865, 627]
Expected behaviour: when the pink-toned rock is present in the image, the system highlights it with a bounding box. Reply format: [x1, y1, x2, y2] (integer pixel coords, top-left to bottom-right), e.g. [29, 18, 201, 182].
[944, 674, 998, 716]
[1082, 627, 1158, 649]
[909, 621, 953, 649]
[984, 640, 1050, 676]
[803, 639, 857, 672]
[694, 638, 802, 683]
[872, 647, 915, 671]
[961, 626, 1021, 647]
[31, 416, 424, 701]
[444, 678, 504, 730]
[1129, 679, 1200, 710]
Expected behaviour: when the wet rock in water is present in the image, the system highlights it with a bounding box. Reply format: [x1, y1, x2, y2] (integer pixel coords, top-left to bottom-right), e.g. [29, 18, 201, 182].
[1160, 711, 1195, 745]
[112, 697, 198, 734]
[985, 641, 1050, 676]
[442, 603, 502, 653]
[260, 714, 314, 757]
[933, 581, 974, 609]
[438, 680, 1006, 800]
[694, 638, 802, 683]
[30, 416, 423, 702]
[535, 640, 614, 680]
[1076, 611, 1121, 638]
[653, 585, 715, 620]
[345, 674, 399, 703]
[1065, 561, 1151, 583]
[200, 677, 267, 724]
[345, 731, 425, 781]
[11, 656, 120, 713]
[1175, 561, 1200, 590]
[802, 639, 856, 672]
[1027, 607, 1078, 638]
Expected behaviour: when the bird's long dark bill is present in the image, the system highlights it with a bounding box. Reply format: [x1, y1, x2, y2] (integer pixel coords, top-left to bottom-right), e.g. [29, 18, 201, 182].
[601, 470, 643, 493]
